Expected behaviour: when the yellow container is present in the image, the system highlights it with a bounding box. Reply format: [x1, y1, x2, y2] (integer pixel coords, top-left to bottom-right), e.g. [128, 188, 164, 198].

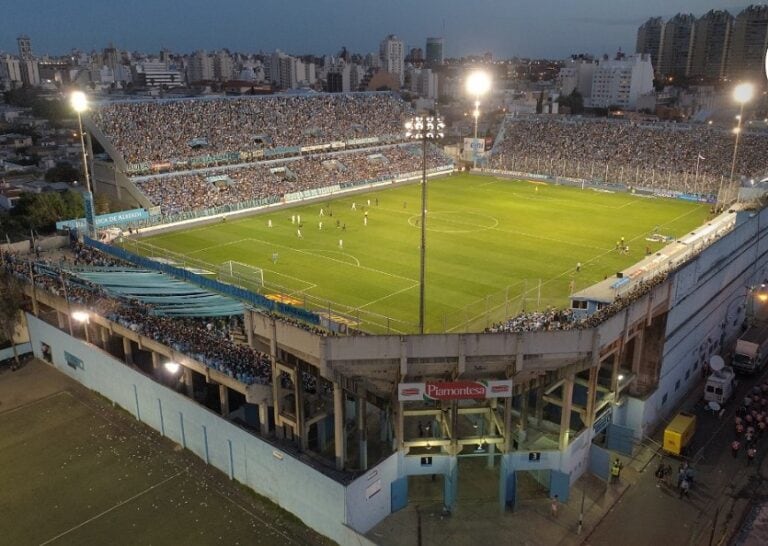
[663, 412, 696, 456]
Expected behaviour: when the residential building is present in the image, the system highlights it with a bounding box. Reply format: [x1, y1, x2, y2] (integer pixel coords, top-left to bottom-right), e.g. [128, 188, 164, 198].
[0, 56, 23, 86]
[134, 61, 183, 88]
[659, 13, 696, 82]
[426, 37, 444, 68]
[636, 17, 665, 76]
[728, 5, 768, 80]
[17, 35, 32, 61]
[557, 55, 596, 97]
[588, 54, 654, 110]
[379, 35, 405, 86]
[213, 50, 234, 81]
[689, 10, 733, 80]
[187, 50, 214, 83]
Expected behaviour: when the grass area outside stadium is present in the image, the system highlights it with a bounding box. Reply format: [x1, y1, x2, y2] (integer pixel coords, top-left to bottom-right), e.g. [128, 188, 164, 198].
[126, 174, 711, 334]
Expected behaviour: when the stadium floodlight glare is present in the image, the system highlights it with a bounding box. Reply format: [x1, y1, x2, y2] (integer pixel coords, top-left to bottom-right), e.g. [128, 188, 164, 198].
[164, 361, 181, 375]
[71, 310, 89, 323]
[405, 114, 445, 334]
[70, 90, 95, 239]
[465, 71, 491, 168]
[726, 82, 756, 205]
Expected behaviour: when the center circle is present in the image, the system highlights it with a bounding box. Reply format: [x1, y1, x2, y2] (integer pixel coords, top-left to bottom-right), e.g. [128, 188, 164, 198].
[407, 211, 499, 233]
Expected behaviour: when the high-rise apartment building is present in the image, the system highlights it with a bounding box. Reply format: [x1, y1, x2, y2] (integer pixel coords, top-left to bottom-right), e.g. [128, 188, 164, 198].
[379, 35, 405, 86]
[689, 10, 732, 80]
[659, 13, 696, 81]
[728, 5, 768, 80]
[188, 50, 214, 83]
[588, 54, 654, 110]
[426, 37, 444, 68]
[635, 18, 664, 75]
[213, 50, 234, 81]
[17, 35, 32, 60]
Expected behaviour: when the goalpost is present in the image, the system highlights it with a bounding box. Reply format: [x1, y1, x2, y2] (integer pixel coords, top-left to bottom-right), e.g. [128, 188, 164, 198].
[219, 260, 265, 289]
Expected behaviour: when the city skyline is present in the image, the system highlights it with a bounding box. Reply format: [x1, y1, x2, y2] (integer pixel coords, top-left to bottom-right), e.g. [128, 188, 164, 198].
[0, 0, 751, 60]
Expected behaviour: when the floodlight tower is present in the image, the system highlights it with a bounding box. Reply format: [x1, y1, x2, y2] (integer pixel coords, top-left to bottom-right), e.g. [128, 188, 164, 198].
[405, 114, 445, 334]
[70, 91, 96, 239]
[465, 71, 491, 168]
[725, 82, 755, 205]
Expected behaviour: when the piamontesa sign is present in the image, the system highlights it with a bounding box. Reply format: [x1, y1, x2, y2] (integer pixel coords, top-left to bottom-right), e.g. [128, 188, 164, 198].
[398, 380, 513, 401]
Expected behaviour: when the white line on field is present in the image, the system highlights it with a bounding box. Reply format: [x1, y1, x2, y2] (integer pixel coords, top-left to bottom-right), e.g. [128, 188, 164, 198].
[187, 238, 250, 255]
[356, 282, 420, 311]
[213, 491, 304, 546]
[39, 468, 188, 545]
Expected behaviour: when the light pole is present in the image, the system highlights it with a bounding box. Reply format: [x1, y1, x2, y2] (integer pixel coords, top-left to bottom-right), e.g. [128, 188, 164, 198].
[405, 114, 445, 334]
[70, 91, 96, 239]
[465, 71, 491, 169]
[725, 83, 754, 206]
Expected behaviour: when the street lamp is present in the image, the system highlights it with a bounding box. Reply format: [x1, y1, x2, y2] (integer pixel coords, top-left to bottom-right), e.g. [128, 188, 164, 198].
[405, 114, 445, 334]
[465, 71, 491, 168]
[70, 90, 96, 239]
[725, 82, 755, 206]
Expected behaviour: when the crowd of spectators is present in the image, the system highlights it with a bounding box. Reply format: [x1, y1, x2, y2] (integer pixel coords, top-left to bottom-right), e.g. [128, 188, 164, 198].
[136, 144, 451, 215]
[486, 117, 768, 193]
[90, 93, 408, 166]
[1, 246, 329, 388]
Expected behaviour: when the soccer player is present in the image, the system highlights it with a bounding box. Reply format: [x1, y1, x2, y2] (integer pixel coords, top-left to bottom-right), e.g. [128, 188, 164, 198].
[267, 219, 273, 228]
[576, 262, 581, 273]
[297, 214, 301, 225]
[367, 199, 371, 206]
[291, 215, 296, 224]
[319, 208, 325, 217]
[271, 252, 278, 264]
[375, 197, 379, 207]
[318, 221, 323, 230]
[352, 202, 357, 210]
[339, 239, 343, 249]
[364, 217, 368, 226]
[297, 229, 303, 238]
[342, 223, 346, 231]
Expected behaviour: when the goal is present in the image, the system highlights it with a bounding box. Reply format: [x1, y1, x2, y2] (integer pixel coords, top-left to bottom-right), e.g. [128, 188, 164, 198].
[219, 260, 265, 290]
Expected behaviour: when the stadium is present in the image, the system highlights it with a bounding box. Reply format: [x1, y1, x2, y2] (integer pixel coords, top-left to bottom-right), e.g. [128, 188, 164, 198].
[8, 91, 768, 544]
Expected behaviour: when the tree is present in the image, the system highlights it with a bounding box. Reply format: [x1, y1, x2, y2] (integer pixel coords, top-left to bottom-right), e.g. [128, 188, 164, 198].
[11, 190, 84, 233]
[0, 268, 27, 369]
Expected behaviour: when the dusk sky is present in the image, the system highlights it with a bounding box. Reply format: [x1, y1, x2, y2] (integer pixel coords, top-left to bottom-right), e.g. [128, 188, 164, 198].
[0, 1, 749, 59]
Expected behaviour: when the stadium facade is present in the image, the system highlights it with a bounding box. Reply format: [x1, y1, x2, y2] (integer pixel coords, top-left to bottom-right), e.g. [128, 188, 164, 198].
[17, 93, 768, 544]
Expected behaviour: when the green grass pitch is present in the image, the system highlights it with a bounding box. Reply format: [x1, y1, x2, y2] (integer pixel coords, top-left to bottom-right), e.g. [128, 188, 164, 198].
[0, 387, 330, 546]
[134, 174, 711, 333]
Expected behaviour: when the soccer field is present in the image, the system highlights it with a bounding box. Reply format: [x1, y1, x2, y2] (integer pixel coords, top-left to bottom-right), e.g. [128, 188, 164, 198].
[0, 361, 330, 546]
[133, 174, 710, 333]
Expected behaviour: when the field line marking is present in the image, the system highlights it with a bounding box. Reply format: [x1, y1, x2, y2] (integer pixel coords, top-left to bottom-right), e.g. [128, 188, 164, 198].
[39, 468, 188, 545]
[0, 390, 69, 417]
[213, 490, 306, 546]
[356, 282, 420, 311]
[187, 238, 250, 255]
[299, 248, 361, 267]
[245, 237, 418, 283]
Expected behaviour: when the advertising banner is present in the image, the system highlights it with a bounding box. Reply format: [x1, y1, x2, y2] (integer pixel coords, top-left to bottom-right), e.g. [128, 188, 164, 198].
[56, 208, 149, 231]
[398, 379, 513, 401]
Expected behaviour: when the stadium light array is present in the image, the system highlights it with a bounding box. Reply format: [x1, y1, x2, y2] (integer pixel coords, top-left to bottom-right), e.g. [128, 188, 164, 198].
[405, 114, 445, 335]
[727, 83, 756, 204]
[71, 311, 89, 323]
[69, 90, 95, 240]
[465, 71, 492, 168]
[164, 361, 181, 375]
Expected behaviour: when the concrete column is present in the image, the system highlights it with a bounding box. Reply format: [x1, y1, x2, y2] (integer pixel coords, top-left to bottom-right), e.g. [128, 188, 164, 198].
[486, 409, 496, 469]
[333, 382, 345, 470]
[56, 310, 66, 329]
[395, 402, 404, 452]
[243, 310, 255, 348]
[520, 385, 530, 432]
[534, 385, 545, 427]
[122, 337, 133, 365]
[318, 417, 328, 452]
[584, 366, 599, 429]
[219, 384, 230, 417]
[504, 397, 513, 452]
[151, 351, 161, 377]
[258, 401, 269, 437]
[558, 375, 574, 451]
[183, 367, 194, 398]
[295, 368, 306, 450]
[357, 396, 368, 470]
[100, 326, 110, 349]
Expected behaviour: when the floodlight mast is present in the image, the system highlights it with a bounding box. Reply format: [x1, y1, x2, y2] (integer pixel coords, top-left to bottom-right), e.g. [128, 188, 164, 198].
[724, 82, 755, 206]
[465, 71, 491, 168]
[70, 91, 96, 239]
[405, 114, 444, 334]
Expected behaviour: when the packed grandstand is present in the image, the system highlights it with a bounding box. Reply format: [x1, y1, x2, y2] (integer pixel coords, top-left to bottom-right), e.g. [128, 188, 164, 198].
[486, 116, 768, 194]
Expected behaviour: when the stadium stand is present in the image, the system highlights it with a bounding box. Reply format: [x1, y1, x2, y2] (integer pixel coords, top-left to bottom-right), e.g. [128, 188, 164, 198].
[486, 116, 768, 193]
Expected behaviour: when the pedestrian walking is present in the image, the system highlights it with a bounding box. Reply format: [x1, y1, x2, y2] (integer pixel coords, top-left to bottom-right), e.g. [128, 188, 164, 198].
[550, 495, 559, 518]
[679, 478, 690, 499]
[732, 439, 741, 458]
[747, 447, 757, 465]
[610, 459, 623, 484]
[655, 463, 666, 487]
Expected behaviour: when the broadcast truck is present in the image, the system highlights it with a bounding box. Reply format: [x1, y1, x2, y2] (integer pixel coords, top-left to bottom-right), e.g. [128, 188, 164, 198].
[733, 322, 768, 374]
[704, 356, 735, 405]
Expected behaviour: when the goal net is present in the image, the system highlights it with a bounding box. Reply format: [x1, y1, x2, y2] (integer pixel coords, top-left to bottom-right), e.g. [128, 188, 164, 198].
[218, 261, 265, 290]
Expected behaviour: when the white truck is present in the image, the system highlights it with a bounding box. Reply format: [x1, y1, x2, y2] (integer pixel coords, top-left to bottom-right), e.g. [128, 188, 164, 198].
[733, 322, 768, 374]
[704, 366, 736, 405]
